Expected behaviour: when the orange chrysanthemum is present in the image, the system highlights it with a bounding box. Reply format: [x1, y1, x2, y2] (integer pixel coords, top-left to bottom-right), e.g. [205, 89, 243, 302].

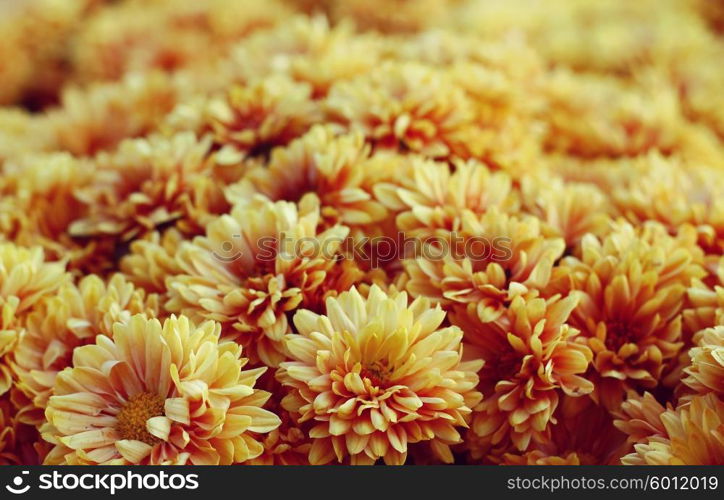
[0, 243, 69, 395]
[166, 195, 360, 366]
[11, 274, 158, 426]
[405, 208, 565, 323]
[456, 292, 593, 451]
[504, 396, 628, 465]
[325, 62, 478, 158]
[620, 393, 724, 465]
[681, 326, 724, 399]
[521, 176, 612, 249]
[374, 157, 519, 241]
[550, 221, 705, 408]
[47, 72, 180, 157]
[43, 314, 280, 465]
[277, 285, 482, 464]
[167, 75, 319, 160]
[684, 256, 724, 335]
[225, 126, 391, 234]
[70, 132, 230, 242]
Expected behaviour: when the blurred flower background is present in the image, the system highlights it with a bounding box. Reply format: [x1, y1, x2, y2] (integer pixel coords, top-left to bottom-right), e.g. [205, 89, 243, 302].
[0, 0, 723, 465]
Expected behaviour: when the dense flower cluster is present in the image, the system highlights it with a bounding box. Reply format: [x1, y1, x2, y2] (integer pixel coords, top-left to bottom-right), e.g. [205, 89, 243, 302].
[0, 0, 722, 465]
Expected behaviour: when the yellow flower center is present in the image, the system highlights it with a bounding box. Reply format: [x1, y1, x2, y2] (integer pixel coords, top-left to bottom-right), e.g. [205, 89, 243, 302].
[115, 392, 165, 445]
[605, 320, 640, 351]
[361, 360, 392, 387]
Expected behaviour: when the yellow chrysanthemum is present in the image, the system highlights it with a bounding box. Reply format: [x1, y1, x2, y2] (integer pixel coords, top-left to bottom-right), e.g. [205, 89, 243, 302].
[230, 16, 382, 97]
[550, 221, 705, 408]
[167, 75, 319, 160]
[70, 132, 230, 241]
[684, 256, 724, 335]
[0, 109, 54, 165]
[225, 126, 391, 233]
[11, 274, 158, 426]
[521, 176, 612, 249]
[166, 195, 358, 367]
[43, 314, 280, 465]
[374, 157, 519, 241]
[613, 392, 668, 447]
[455, 292, 593, 451]
[0, 243, 69, 395]
[120, 229, 186, 296]
[405, 208, 565, 323]
[47, 72, 181, 157]
[620, 393, 724, 465]
[325, 62, 478, 158]
[328, 0, 450, 34]
[277, 285, 482, 464]
[539, 69, 680, 158]
[0, 152, 117, 273]
[681, 326, 724, 399]
[612, 154, 724, 255]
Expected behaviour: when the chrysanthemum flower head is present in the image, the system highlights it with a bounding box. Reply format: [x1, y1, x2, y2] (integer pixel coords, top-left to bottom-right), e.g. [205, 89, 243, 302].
[681, 326, 724, 399]
[120, 229, 186, 296]
[539, 69, 680, 158]
[550, 221, 705, 408]
[0, 152, 115, 273]
[69, 1, 215, 83]
[11, 274, 159, 426]
[0, 109, 54, 167]
[225, 126, 391, 233]
[231, 16, 382, 98]
[455, 292, 593, 451]
[48, 72, 180, 157]
[374, 157, 519, 241]
[43, 314, 280, 465]
[325, 62, 477, 158]
[165, 72, 321, 161]
[277, 285, 482, 464]
[620, 393, 724, 465]
[521, 176, 612, 249]
[70, 132, 229, 242]
[612, 153, 724, 255]
[405, 208, 565, 323]
[684, 256, 724, 335]
[613, 391, 668, 446]
[166, 195, 359, 367]
[201, 75, 319, 159]
[329, 0, 450, 34]
[0, 243, 68, 395]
